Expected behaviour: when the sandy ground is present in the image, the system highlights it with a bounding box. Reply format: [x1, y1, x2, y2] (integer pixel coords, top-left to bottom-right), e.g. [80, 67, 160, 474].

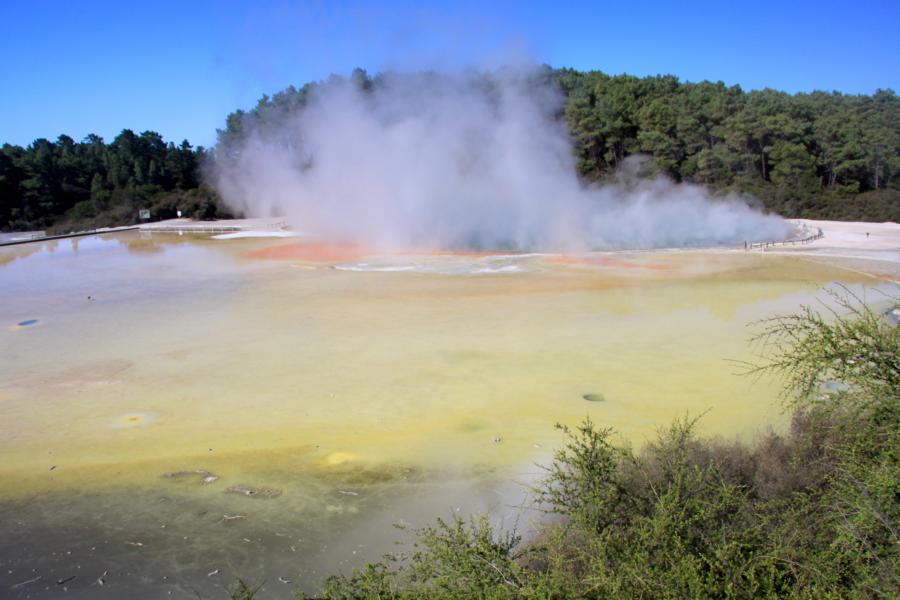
[789, 219, 900, 250]
[0, 230, 44, 243]
[139, 216, 288, 231]
[752, 219, 900, 280]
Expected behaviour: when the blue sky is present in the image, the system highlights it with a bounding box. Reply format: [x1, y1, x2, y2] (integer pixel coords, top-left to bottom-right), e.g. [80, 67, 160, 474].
[1, 0, 898, 148]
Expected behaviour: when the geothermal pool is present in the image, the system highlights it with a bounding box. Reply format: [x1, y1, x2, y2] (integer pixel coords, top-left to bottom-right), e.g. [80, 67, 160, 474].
[1, 232, 895, 598]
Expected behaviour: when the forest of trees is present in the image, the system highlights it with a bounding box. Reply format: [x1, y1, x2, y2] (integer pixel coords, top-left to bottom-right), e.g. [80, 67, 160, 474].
[555, 69, 899, 221]
[222, 67, 900, 223]
[2, 67, 898, 233]
[0, 130, 228, 233]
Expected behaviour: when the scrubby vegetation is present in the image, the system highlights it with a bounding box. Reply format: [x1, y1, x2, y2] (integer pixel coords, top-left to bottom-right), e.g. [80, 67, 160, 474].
[295, 292, 898, 599]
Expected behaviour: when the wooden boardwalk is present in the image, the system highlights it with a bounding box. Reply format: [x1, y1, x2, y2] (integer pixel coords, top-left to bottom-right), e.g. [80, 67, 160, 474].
[0, 226, 138, 246]
[744, 227, 824, 251]
[0, 218, 288, 246]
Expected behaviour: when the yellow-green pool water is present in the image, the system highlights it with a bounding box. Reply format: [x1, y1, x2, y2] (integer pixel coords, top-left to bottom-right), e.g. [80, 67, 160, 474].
[0, 232, 895, 598]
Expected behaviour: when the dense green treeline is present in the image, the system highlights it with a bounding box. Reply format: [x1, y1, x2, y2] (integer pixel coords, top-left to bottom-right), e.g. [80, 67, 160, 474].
[222, 67, 900, 222]
[3, 67, 899, 233]
[556, 70, 900, 220]
[296, 292, 898, 599]
[0, 130, 229, 233]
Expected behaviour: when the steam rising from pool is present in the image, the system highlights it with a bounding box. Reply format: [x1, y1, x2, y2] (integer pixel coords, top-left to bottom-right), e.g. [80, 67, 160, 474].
[211, 68, 790, 251]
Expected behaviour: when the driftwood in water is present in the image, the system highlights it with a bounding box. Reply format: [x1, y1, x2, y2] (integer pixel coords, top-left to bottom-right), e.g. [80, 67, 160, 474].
[162, 469, 219, 485]
[225, 484, 282, 498]
[11, 575, 41, 589]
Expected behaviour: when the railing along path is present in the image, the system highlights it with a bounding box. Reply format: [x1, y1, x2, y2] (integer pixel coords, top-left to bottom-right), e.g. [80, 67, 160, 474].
[744, 227, 823, 250]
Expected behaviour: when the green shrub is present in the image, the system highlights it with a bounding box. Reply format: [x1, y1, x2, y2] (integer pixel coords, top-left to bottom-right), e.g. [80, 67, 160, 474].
[305, 292, 898, 599]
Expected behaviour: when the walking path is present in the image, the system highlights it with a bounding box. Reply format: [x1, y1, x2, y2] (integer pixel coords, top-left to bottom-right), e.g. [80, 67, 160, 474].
[138, 217, 287, 233]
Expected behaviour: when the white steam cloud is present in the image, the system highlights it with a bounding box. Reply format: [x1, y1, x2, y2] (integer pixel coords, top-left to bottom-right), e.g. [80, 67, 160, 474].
[212, 68, 790, 250]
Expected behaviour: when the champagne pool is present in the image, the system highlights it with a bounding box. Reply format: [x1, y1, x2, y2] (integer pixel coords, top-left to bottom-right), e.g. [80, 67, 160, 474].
[1, 231, 896, 598]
